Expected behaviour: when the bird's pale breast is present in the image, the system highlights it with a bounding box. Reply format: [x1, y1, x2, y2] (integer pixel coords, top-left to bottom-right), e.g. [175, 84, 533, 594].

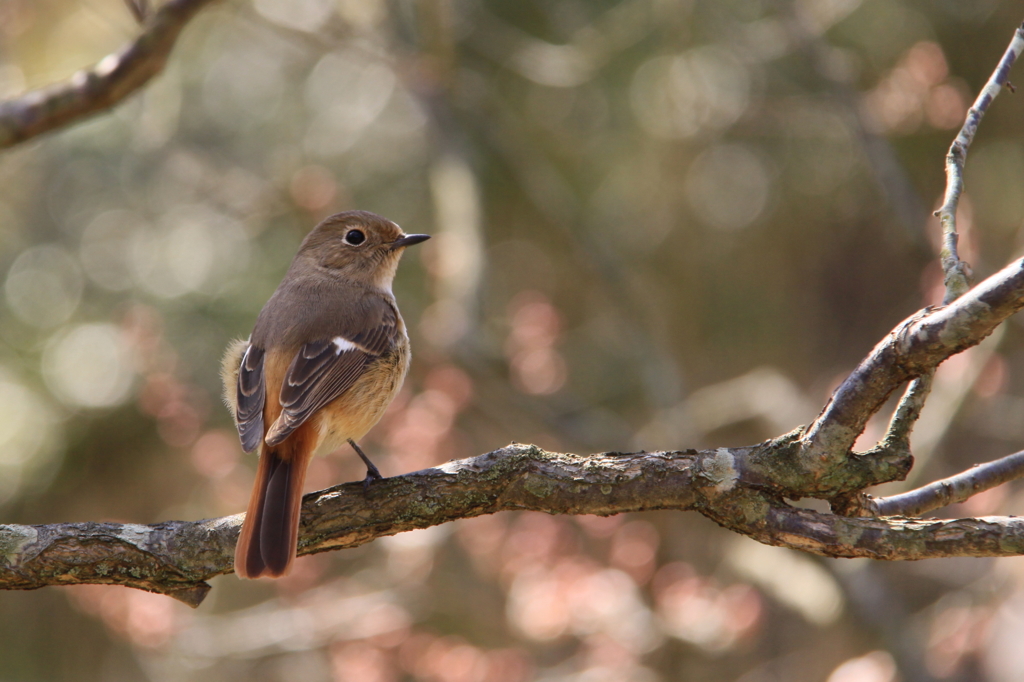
[311, 341, 410, 457]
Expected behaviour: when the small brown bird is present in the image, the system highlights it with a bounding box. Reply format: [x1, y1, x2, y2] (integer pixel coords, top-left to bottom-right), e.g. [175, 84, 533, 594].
[222, 210, 429, 579]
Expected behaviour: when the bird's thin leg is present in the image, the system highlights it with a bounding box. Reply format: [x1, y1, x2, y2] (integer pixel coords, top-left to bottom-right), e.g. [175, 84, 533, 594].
[348, 439, 384, 489]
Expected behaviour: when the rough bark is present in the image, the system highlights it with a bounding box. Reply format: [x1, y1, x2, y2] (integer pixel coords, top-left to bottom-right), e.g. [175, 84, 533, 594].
[0, 435, 1016, 608]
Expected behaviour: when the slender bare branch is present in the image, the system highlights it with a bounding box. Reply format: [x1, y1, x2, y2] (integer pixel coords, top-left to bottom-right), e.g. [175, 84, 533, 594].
[832, 21, 1024, 499]
[0, 0, 219, 149]
[934, 22, 1024, 303]
[882, 372, 934, 450]
[789, 23, 1024, 518]
[869, 450, 1024, 517]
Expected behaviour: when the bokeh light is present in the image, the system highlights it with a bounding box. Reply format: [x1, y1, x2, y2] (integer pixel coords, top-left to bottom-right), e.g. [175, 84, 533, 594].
[685, 143, 772, 232]
[42, 323, 135, 409]
[0, 372, 62, 503]
[4, 244, 83, 327]
[630, 47, 752, 139]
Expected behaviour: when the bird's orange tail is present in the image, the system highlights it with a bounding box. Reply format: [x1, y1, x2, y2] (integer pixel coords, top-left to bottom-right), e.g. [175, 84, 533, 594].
[234, 427, 313, 579]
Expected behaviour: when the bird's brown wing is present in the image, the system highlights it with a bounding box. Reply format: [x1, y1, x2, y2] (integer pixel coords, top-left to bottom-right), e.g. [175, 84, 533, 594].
[235, 344, 267, 453]
[265, 307, 399, 447]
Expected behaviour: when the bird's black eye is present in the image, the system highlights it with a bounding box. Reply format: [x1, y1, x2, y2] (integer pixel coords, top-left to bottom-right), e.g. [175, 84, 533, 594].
[344, 229, 366, 245]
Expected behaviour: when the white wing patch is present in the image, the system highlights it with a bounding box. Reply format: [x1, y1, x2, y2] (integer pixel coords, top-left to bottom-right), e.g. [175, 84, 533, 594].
[332, 336, 359, 354]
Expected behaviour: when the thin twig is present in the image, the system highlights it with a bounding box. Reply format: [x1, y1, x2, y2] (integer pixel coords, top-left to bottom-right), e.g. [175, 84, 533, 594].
[872, 450, 1024, 517]
[0, 0, 218, 149]
[881, 372, 934, 450]
[934, 21, 1024, 304]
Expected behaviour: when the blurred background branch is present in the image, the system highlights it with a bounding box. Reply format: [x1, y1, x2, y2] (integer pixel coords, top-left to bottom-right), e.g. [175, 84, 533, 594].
[0, 0, 216, 149]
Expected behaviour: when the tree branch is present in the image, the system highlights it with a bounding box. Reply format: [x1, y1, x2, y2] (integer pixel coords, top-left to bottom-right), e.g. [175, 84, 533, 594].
[799, 257, 1024, 477]
[0, 445, 702, 607]
[752, 505, 1024, 560]
[799, 21, 1024, 476]
[934, 21, 1024, 303]
[0, 0, 218, 149]
[0, 435, 1009, 608]
[824, 22, 1024, 518]
[870, 450, 1024, 517]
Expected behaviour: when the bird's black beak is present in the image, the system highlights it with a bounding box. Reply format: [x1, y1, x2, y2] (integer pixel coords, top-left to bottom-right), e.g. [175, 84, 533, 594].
[390, 234, 431, 250]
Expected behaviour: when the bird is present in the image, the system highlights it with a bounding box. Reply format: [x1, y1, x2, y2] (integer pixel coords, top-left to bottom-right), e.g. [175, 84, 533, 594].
[221, 210, 429, 579]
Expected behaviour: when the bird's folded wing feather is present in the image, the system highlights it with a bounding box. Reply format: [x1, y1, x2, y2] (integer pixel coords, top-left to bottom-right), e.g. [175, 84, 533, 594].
[265, 305, 399, 446]
[235, 345, 267, 453]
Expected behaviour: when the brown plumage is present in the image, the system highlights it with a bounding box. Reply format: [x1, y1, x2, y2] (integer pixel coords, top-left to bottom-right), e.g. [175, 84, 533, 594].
[222, 210, 428, 579]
